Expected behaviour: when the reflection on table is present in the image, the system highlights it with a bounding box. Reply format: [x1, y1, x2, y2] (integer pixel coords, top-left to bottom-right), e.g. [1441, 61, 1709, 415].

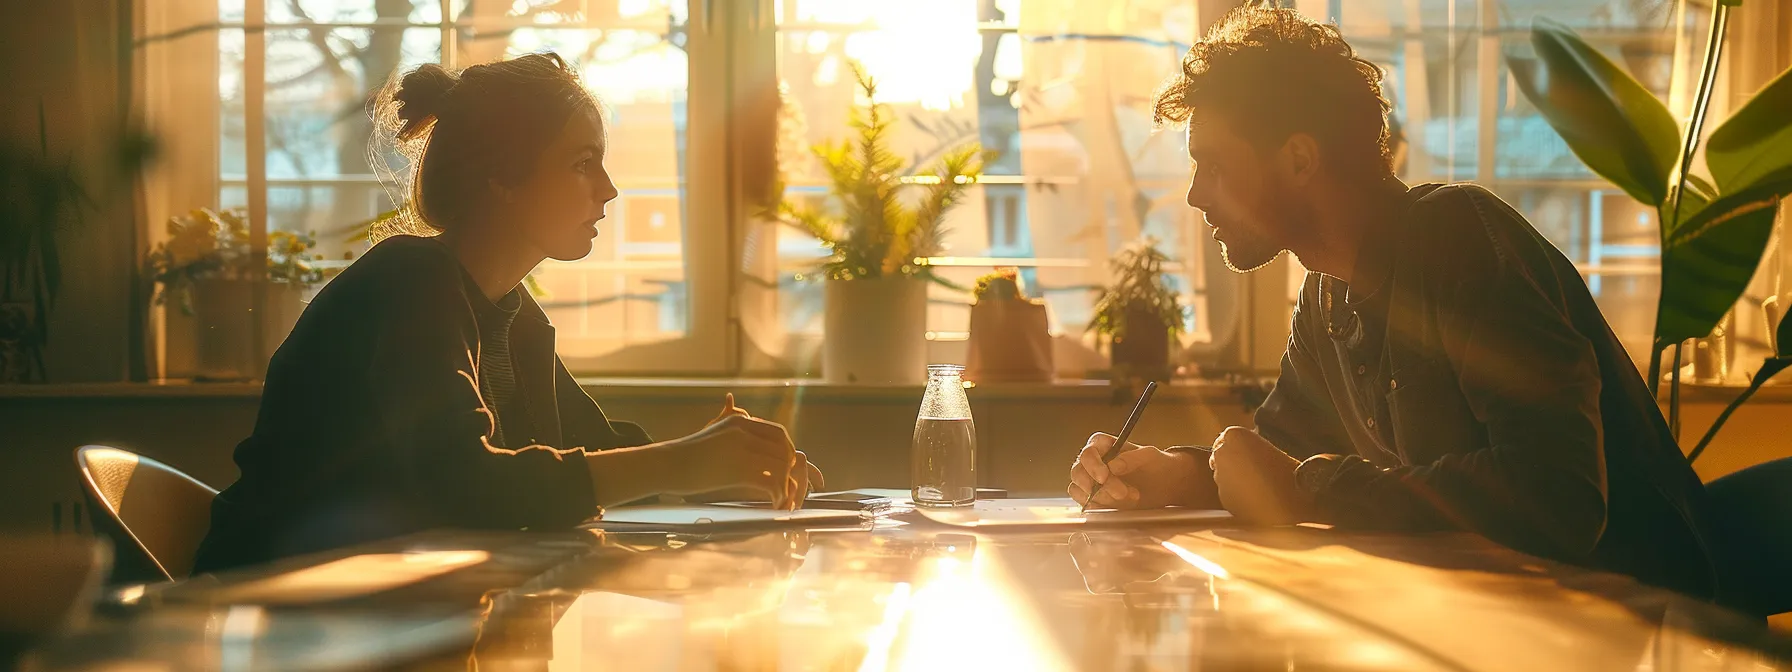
[26, 516, 1792, 671]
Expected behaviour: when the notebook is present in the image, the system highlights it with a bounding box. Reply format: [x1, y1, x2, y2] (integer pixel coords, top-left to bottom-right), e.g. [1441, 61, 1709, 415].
[918, 498, 1233, 528]
[712, 488, 910, 511]
[586, 505, 867, 532]
[714, 488, 1009, 511]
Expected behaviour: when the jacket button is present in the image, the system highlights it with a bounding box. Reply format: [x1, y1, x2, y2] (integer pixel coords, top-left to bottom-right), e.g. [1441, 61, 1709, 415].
[1366, 418, 1378, 430]
[1356, 364, 1367, 375]
[1389, 378, 1397, 391]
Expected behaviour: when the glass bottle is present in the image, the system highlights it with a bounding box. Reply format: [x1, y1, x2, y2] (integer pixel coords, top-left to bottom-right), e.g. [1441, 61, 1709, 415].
[912, 364, 977, 507]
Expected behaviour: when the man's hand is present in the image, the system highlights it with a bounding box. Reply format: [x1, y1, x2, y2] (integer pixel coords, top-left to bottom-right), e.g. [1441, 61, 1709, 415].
[1208, 426, 1309, 525]
[1067, 433, 1212, 510]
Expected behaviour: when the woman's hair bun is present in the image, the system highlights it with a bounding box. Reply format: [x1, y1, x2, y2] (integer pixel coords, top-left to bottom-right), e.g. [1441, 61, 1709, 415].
[393, 63, 460, 140]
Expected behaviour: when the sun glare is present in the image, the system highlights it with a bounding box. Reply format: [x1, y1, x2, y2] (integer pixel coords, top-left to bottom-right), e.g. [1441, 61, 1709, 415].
[870, 550, 1070, 671]
[1161, 539, 1230, 580]
[795, 0, 984, 111]
[213, 550, 491, 605]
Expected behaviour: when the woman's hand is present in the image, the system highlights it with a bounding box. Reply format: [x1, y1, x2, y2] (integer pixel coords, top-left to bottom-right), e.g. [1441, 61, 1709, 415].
[709, 392, 752, 427]
[675, 395, 824, 509]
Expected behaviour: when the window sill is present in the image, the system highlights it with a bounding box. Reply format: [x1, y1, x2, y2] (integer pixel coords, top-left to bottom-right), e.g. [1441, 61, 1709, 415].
[1669, 380, 1792, 404]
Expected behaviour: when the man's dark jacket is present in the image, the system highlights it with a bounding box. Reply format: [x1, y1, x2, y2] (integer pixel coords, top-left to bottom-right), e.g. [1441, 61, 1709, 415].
[194, 236, 650, 573]
[1255, 183, 1716, 597]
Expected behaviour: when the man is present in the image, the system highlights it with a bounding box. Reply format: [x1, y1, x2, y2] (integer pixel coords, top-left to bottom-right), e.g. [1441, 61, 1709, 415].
[1066, 7, 1715, 597]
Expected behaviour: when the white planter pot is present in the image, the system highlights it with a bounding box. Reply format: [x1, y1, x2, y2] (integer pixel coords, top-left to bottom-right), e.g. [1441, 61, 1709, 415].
[167, 280, 305, 381]
[823, 277, 928, 385]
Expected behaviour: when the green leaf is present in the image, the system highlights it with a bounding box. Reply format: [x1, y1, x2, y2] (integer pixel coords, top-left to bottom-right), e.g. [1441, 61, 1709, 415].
[1656, 201, 1779, 344]
[41, 208, 63, 309]
[1665, 166, 1791, 247]
[1509, 19, 1681, 205]
[1661, 173, 1715, 228]
[1758, 358, 1790, 385]
[921, 268, 969, 293]
[1705, 66, 1792, 194]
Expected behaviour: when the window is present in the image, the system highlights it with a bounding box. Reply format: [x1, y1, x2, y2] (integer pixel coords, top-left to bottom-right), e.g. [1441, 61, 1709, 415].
[757, 0, 1283, 377]
[140, 0, 724, 376]
[1312, 0, 1719, 368]
[137, 0, 1781, 380]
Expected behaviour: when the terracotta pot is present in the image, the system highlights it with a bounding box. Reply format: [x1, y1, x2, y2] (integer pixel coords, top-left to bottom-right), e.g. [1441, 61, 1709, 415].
[966, 299, 1053, 383]
[823, 276, 928, 385]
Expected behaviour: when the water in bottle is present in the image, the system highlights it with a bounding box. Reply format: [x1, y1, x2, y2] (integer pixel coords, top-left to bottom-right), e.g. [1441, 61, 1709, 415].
[912, 364, 976, 507]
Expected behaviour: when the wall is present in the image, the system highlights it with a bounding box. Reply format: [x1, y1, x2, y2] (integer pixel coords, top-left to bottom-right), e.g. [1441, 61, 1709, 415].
[3, 381, 1788, 534]
[0, 0, 143, 384]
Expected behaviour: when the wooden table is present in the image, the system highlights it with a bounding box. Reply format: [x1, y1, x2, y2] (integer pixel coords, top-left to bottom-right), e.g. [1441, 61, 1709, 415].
[25, 505, 1792, 671]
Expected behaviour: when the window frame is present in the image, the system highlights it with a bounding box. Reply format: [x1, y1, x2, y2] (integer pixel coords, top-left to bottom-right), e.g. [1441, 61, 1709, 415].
[138, 0, 1787, 381]
[142, 0, 735, 376]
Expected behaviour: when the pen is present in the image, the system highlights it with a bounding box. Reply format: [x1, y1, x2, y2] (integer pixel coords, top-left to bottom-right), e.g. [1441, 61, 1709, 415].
[1082, 381, 1158, 513]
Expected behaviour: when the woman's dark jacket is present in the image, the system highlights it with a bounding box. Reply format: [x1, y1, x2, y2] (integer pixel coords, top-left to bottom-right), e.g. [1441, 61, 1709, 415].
[193, 236, 649, 573]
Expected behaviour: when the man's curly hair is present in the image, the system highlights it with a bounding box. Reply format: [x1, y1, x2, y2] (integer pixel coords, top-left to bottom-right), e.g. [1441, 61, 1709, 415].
[1154, 7, 1393, 180]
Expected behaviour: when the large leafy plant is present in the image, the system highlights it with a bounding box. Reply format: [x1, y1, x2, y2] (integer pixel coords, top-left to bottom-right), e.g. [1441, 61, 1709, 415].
[1508, 11, 1792, 458]
[0, 135, 88, 383]
[0, 102, 155, 382]
[1690, 314, 1792, 461]
[767, 64, 985, 286]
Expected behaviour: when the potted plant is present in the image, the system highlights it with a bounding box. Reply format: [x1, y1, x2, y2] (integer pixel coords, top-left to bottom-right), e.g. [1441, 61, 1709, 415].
[1088, 237, 1186, 382]
[0, 138, 83, 384]
[148, 208, 324, 381]
[965, 267, 1053, 383]
[1508, 15, 1792, 457]
[0, 103, 154, 383]
[766, 64, 985, 384]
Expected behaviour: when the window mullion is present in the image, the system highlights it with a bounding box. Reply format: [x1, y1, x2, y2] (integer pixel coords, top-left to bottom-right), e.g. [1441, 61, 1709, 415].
[677, 0, 741, 374]
[440, 0, 455, 68]
[1474, 0, 1498, 182]
[724, 0, 779, 376]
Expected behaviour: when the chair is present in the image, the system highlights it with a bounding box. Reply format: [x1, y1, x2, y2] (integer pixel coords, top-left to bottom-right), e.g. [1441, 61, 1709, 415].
[74, 446, 218, 582]
[1705, 456, 1792, 620]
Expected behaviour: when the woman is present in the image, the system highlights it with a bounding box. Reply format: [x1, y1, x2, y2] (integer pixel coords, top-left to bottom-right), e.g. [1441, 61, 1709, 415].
[193, 53, 822, 573]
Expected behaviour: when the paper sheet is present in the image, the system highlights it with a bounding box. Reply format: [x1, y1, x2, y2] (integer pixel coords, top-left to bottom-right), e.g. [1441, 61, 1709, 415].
[918, 498, 1232, 528]
[713, 488, 912, 509]
[588, 505, 865, 531]
[808, 488, 911, 501]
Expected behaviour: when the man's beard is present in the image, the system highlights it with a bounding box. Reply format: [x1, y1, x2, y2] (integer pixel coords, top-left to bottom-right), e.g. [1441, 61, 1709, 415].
[1216, 181, 1296, 273]
[1218, 234, 1283, 273]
